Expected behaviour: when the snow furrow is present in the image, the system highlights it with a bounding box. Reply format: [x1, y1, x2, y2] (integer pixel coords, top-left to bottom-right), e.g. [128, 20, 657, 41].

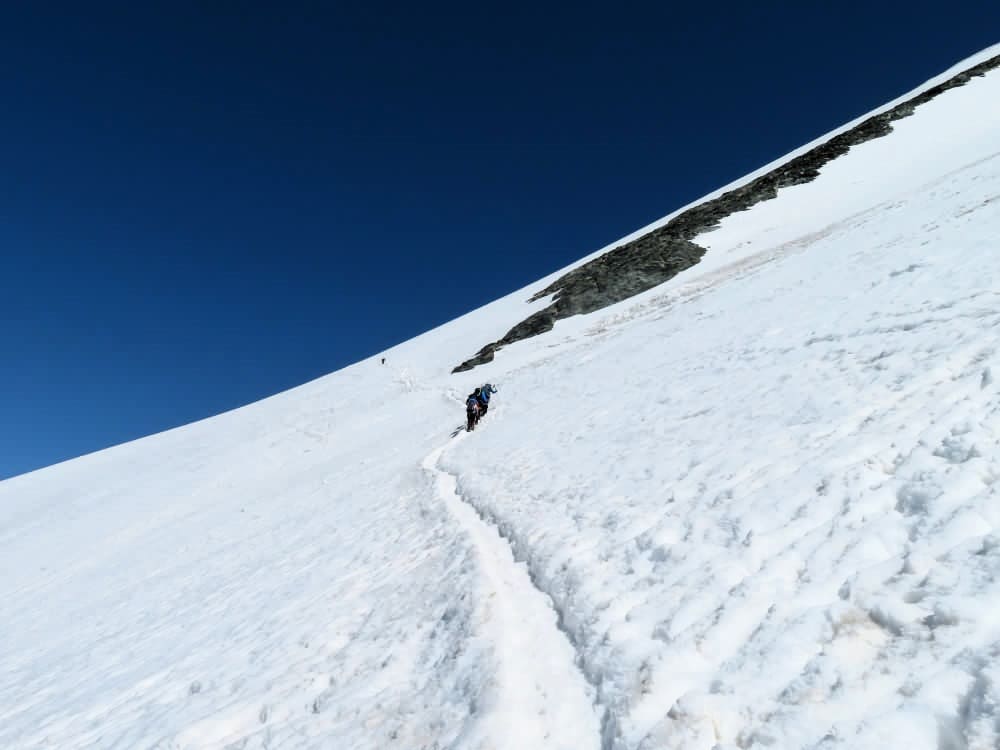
[422, 444, 602, 750]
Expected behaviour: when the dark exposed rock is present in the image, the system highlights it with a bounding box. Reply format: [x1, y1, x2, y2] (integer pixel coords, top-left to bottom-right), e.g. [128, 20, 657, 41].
[453, 53, 1000, 373]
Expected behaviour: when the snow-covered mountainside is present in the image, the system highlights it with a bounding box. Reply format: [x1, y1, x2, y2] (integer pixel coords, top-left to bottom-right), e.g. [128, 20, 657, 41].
[3, 45, 1000, 750]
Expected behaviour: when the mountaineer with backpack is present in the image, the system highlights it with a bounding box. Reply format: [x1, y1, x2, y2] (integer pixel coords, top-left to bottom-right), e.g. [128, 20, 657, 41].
[476, 383, 497, 417]
[466, 389, 482, 432]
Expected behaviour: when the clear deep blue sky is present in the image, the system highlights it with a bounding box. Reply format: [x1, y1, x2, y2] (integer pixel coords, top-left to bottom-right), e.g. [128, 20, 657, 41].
[2, 3, 997, 479]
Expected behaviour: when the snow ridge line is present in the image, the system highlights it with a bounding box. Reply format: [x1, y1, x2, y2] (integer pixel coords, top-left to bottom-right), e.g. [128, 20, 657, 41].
[422, 444, 605, 750]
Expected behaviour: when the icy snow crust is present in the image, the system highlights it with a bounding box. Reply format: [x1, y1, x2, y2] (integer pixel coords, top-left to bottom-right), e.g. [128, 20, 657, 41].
[3, 48, 1000, 749]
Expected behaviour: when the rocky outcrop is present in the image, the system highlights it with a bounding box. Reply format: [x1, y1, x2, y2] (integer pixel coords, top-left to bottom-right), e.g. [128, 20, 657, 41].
[453, 53, 1000, 373]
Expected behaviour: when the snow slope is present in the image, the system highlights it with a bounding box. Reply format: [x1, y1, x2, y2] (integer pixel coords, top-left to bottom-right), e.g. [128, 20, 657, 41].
[3, 46, 1000, 750]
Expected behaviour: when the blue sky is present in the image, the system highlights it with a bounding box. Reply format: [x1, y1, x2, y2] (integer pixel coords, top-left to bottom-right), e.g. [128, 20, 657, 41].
[2, 3, 998, 479]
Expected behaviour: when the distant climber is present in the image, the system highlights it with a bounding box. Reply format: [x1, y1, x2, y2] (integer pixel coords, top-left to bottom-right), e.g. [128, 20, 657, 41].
[381, 357, 386, 365]
[476, 383, 497, 417]
[466, 390, 482, 432]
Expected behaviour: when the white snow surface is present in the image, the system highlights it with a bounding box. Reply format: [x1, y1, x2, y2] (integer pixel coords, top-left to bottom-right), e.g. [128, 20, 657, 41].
[4, 48, 1000, 750]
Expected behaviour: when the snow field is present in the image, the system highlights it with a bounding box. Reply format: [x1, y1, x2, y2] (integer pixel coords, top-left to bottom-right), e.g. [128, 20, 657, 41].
[1, 380, 500, 749]
[447, 140, 1000, 747]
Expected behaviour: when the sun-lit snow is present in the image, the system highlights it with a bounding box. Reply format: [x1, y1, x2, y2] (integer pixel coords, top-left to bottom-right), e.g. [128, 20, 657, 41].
[2, 46, 1000, 750]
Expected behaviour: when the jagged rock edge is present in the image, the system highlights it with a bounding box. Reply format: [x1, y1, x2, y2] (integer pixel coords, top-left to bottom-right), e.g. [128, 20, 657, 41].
[452, 53, 1000, 373]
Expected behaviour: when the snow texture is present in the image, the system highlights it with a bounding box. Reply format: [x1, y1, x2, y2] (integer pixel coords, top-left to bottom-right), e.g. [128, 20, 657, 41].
[3, 44, 1000, 750]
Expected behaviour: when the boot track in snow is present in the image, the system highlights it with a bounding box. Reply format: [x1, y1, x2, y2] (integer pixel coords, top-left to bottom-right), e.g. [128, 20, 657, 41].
[422, 443, 603, 750]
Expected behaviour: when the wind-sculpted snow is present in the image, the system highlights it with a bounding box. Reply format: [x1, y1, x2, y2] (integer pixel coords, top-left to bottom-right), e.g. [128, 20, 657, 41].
[2, 45, 1000, 750]
[452, 51, 1000, 373]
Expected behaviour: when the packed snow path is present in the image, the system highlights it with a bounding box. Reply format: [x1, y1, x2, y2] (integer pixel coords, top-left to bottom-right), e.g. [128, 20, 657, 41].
[422, 443, 602, 750]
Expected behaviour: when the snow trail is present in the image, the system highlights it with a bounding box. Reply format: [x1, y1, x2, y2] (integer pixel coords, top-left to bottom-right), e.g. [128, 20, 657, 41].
[422, 443, 602, 750]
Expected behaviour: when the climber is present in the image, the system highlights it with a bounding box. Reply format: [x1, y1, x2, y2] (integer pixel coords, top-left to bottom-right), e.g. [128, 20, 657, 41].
[476, 383, 497, 417]
[466, 389, 482, 432]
